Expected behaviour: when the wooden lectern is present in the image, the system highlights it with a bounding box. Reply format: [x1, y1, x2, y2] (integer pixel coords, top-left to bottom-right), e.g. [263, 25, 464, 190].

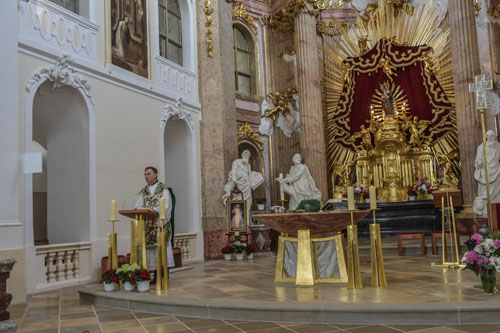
[119, 208, 159, 269]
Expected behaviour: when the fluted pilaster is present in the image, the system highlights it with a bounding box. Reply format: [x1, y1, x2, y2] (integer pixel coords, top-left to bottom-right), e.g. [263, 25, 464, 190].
[294, 11, 328, 202]
[449, 0, 482, 205]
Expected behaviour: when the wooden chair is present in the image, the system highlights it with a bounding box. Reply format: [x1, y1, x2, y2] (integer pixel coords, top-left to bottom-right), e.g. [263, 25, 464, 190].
[397, 232, 426, 256]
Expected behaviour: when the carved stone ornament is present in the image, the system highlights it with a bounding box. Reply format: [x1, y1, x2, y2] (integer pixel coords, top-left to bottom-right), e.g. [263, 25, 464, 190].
[26, 54, 93, 104]
[237, 122, 265, 150]
[226, 1, 258, 35]
[160, 98, 195, 131]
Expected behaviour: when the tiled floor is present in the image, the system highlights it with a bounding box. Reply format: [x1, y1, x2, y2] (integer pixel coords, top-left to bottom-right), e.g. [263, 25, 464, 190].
[10, 239, 500, 332]
[9, 288, 500, 333]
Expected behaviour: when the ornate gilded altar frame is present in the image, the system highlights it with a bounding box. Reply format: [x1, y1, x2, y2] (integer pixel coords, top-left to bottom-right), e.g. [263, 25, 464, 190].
[274, 233, 348, 284]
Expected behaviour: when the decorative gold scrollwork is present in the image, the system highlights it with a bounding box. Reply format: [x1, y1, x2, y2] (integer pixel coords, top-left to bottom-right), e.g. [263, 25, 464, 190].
[226, 0, 258, 35]
[204, 0, 214, 58]
[237, 122, 265, 151]
[261, 86, 299, 123]
[487, 4, 500, 18]
[264, 0, 329, 32]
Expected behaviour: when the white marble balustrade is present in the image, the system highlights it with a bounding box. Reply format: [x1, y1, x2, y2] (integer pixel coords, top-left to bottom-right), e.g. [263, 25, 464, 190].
[35, 242, 91, 291]
[173, 233, 197, 261]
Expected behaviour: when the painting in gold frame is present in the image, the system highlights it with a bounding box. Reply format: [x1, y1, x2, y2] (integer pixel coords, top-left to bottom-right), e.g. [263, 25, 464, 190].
[108, 0, 149, 78]
[227, 200, 247, 233]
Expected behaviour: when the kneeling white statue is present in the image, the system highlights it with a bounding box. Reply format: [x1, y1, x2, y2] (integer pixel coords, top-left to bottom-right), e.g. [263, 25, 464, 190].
[275, 153, 322, 210]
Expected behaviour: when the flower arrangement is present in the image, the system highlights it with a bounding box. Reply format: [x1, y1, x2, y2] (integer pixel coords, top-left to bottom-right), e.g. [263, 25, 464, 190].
[102, 268, 118, 284]
[221, 246, 232, 254]
[246, 244, 256, 254]
[408, 188, 417, 197]
[116, 263, 141, 284]
[255, 198, 266, 204]
[230, 242, 245, 254]
[353, 185, 367, 201]
[462, 234, 500, 294]
[414, 177, 432, 197]
[129, 267, 151, 285]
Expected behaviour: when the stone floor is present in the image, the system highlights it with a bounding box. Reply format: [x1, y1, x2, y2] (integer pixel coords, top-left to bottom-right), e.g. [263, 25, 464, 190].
[9, 286, 500, 333]
[12, 245, 500, 332]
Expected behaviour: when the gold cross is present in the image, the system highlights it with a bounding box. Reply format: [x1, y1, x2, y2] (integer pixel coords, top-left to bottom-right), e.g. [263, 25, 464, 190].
[469, 74, 493, 110]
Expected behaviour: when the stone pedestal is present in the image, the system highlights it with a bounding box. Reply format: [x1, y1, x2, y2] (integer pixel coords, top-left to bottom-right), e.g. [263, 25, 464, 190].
[0, 259, 16, 323]
[249, 225, 273, 256]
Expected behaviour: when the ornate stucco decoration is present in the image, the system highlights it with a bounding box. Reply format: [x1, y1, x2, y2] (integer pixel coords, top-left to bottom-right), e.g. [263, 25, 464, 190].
[487, 4, 500, 18]
[160, 98, 195, 131]
[226, 1, 258, 35]
[26, 54, 93, 103]
[263, 0, 329, 32]
[317, 19, 350, 37]
[204, 0, 214, 58]
[473, 0, 481, 16]
[259, 86, 300, 137]
[237, 122, 265, 150]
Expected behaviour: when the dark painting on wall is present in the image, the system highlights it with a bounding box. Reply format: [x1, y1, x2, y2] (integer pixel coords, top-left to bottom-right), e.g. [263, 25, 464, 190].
[109, 0, 148, 77]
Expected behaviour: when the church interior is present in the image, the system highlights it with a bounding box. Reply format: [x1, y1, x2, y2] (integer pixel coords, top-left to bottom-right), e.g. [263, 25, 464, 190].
[2, 0, 500, 332]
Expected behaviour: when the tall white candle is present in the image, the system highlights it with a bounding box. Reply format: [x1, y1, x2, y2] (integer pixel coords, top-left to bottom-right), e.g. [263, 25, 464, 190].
[109, 200, 116, 221]
[369, 186, 377, 210]
[279, 173, 285, 201]
[347, 187, 355, 211]
[159, 197, 166, 220]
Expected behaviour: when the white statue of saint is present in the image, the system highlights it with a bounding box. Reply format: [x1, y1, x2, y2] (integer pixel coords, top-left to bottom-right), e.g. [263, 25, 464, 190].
[222, 150, 264, 213]
[474, 130, 500, 205]
[275, 153, 322, 210]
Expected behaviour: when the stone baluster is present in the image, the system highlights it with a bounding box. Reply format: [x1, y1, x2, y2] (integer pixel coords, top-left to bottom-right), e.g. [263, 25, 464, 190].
[294, 11, 329, 202]
[47, 253, 57, 283]
[56, 251, 65, 281]
[64, 251, 73, 280]
[73, 250, 79, 279]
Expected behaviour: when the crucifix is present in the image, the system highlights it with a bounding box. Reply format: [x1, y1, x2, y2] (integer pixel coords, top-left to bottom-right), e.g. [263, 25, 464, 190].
[469, 74, 494, 231]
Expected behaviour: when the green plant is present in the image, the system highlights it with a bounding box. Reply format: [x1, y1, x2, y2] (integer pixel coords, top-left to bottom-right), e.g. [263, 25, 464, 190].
[491, 230, 500, 240]
[230, 243, 245, 254]
[246, 244, 256, 254]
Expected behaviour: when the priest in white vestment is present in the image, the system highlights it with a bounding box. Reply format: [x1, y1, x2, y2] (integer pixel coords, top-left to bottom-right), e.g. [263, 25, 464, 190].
[135, 166, 175, 268]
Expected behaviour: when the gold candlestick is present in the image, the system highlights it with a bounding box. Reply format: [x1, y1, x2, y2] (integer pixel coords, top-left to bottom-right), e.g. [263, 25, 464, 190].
[347, 207, 362, 289]
[107, 216, 119, 270]
[370, 209, 387, 287]
[155, 218, 170, 291]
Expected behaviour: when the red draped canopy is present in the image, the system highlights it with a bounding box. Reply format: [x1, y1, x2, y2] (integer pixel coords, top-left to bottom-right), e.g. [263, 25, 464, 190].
[330, 38, 454, 151]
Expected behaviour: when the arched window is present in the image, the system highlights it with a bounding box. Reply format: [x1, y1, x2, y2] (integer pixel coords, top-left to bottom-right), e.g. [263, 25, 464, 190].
[233, 26, 252, 95]
[49, 0, 78, 14]
[159, 0, 183, 65]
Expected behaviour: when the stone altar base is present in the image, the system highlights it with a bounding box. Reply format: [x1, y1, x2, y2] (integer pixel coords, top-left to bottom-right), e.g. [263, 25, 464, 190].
[79, 253, 500, 325]
[354, 200, 446, 237]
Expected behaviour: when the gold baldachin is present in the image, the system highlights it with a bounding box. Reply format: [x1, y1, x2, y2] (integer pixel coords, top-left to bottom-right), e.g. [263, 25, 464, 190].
[237, 122, 265, 151]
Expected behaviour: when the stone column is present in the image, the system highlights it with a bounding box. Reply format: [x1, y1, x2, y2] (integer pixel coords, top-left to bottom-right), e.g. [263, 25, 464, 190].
[294, 11, 329, 202]
[449, 0, 483, 206]
[197, 0, 238, 259]
[0, 259, 16, 331]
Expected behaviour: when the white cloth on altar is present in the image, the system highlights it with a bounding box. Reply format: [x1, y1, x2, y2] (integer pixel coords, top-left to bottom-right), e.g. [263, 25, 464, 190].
[283, 239, 340, 279]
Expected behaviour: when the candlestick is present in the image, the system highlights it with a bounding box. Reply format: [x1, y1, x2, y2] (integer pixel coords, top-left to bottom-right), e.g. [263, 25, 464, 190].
[347, 187, 355, 211]
[279, 173, 285, 201]
[109, 200, 116, 221]
[159, 197, 166, 220]
[369, 186, 377, 210]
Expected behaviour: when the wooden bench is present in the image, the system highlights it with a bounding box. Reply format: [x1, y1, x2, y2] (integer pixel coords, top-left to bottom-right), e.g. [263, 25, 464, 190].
[431, 231, 460, 258]
[397, 232, 426, 256]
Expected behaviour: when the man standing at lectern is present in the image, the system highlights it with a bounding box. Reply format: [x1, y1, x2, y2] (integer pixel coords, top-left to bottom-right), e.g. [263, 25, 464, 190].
[135, 166, 175, 268]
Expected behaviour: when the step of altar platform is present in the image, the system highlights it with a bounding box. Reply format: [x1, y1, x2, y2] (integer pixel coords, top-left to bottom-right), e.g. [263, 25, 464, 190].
[78, 255, 500, 325]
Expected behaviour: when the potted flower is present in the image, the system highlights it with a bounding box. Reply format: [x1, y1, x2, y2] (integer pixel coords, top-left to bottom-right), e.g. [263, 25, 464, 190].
[414, 177, 432, 199]
[129, 267, 151, 292]
[231, 242, 246, 260]
[246, 244, 256, 260]
[102, 268, 118, 291]
[408, 188, 417, 201]
[117, 263, 141, 291]
[255, 198, 266, 210]
[221, 245, 232, 261]
[353, 185, 367, 202]
[462, 234, 500, 294]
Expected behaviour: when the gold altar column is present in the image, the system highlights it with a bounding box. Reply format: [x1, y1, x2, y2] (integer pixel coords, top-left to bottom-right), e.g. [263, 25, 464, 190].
[448, 0, 493, 206]
[294, 11, 329, 202]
